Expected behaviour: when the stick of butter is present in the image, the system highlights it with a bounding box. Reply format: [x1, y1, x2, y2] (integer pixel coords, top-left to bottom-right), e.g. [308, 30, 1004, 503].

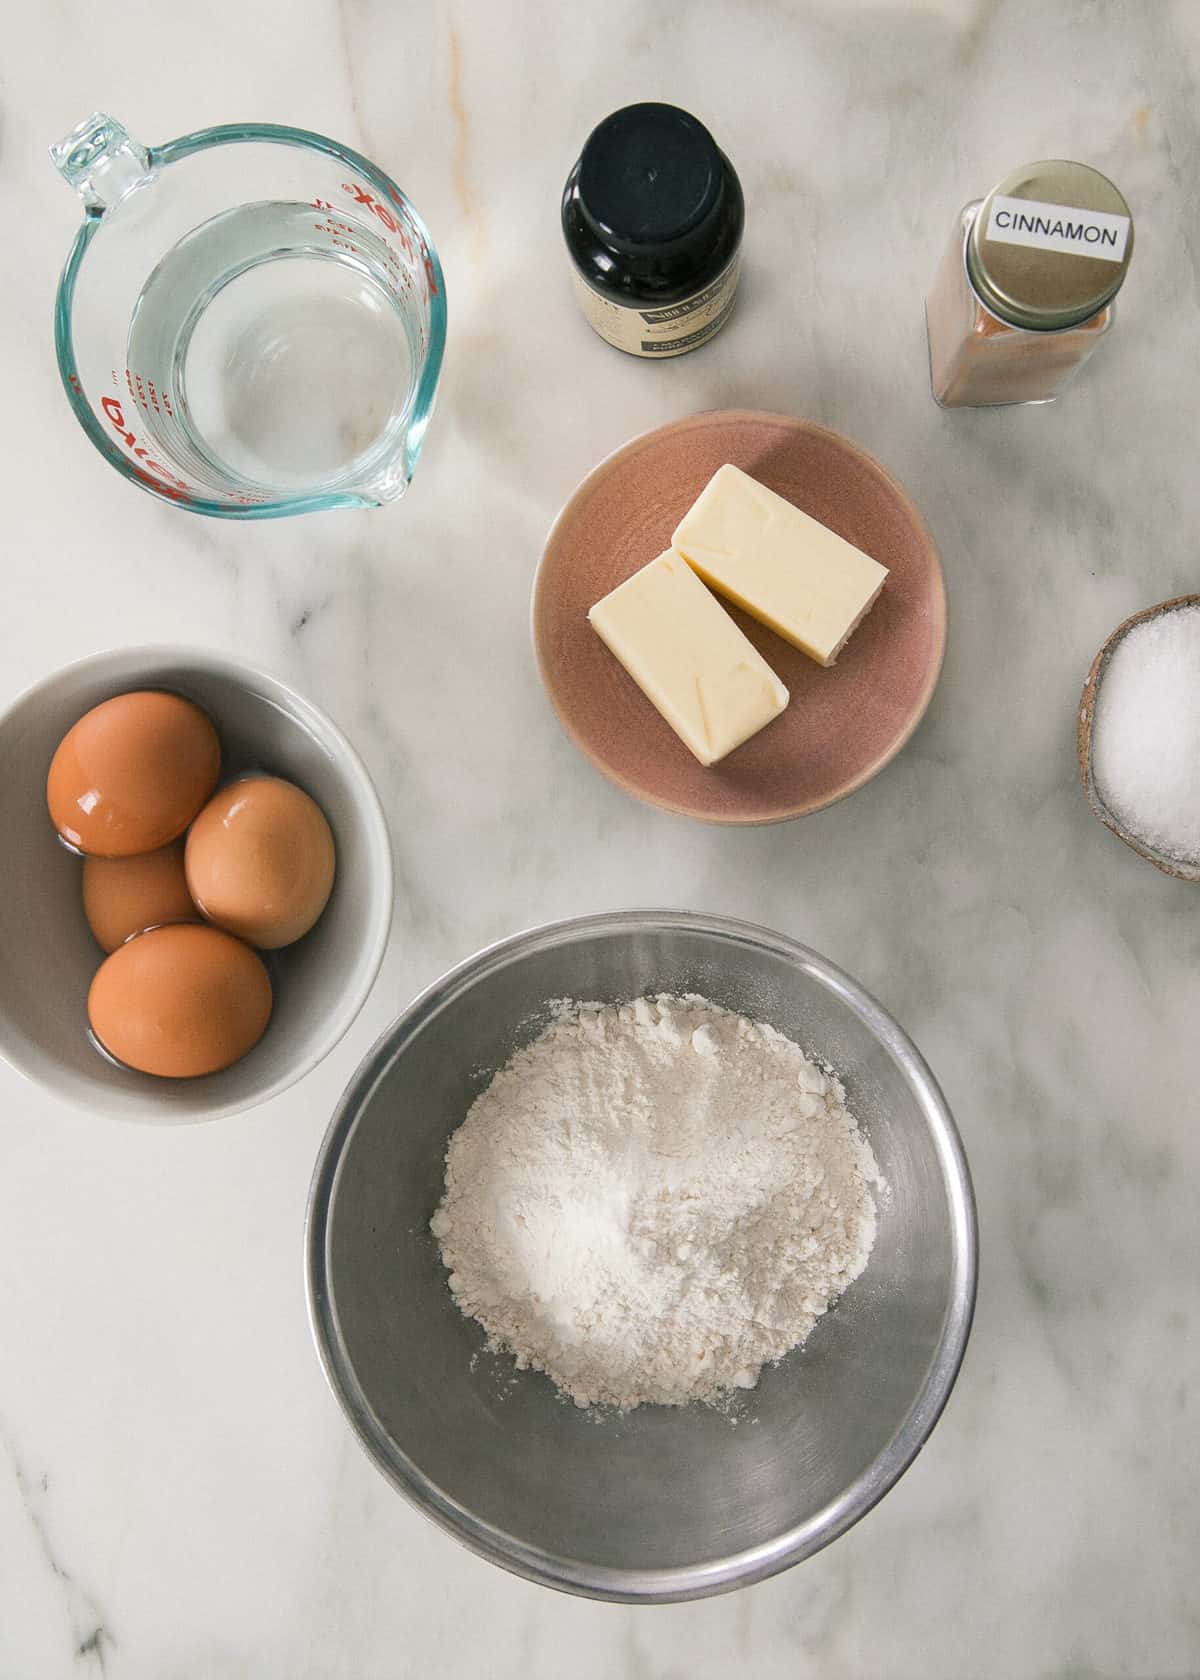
[588, 551, 789, 767]
[672, 463, 889, 666]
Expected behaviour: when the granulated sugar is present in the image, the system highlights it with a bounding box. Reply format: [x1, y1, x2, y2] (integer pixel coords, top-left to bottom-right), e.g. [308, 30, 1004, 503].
[430, 994, 882, 1410]
[1091, 604, 1200, 864]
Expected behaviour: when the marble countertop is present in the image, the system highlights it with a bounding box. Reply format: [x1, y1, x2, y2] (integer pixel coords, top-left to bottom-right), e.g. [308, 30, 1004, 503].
[3, 1, 1198, 1675]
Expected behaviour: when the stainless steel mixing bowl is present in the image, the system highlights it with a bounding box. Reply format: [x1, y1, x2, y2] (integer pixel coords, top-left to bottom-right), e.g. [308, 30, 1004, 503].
[306, 911, 976, 1602]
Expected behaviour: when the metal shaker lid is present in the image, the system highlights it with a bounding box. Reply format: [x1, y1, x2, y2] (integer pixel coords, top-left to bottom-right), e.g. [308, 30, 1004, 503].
[967, 160, 1134, 331]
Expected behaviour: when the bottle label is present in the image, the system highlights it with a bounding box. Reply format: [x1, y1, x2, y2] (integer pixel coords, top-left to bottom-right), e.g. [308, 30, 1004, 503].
[571, 253, 741, 357]
[986, 195, 1130, 262]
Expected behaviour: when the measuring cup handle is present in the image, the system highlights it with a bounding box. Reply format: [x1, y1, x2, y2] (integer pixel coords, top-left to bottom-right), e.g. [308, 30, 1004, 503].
[50, 113, 154, 213]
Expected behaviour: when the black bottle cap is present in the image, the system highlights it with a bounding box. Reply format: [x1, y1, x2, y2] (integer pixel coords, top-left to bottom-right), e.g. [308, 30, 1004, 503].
[577, 103, 724, 254]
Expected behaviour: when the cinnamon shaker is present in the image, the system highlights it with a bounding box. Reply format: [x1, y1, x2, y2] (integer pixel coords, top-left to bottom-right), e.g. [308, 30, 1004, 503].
[926, 161, 1134, 408]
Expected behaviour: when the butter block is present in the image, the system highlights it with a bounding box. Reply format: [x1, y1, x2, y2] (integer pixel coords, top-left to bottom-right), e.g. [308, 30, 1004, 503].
[672, 463, 889, 666]
[588, 551, 789, 766]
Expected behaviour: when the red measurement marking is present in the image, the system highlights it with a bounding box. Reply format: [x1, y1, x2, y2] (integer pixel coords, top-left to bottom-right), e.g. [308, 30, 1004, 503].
[419, 238, 437, 297]
[100, 394, 192, 497]
[130, 465, 191, 503]
[384, 177, 427, 283]
[338, 179, 436, 294]
[340, 179, 400, 233]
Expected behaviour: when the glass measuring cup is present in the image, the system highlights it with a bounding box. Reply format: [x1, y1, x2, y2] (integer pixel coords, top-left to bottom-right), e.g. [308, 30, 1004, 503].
[51, 113, 446, 518]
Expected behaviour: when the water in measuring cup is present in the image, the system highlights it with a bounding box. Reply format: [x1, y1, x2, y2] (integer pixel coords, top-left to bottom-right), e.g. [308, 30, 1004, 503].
[126, 203, 416, 496]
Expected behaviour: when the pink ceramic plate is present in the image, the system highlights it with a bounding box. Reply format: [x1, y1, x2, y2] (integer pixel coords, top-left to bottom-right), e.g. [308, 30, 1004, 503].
[532, 410, 946, 825]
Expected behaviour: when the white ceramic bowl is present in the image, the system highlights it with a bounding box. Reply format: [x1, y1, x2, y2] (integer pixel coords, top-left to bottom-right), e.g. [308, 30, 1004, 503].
[0, 646, 393, 1122]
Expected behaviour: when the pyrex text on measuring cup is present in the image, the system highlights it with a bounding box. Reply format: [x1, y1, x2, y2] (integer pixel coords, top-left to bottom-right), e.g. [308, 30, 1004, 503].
[51, 114, 446, 518]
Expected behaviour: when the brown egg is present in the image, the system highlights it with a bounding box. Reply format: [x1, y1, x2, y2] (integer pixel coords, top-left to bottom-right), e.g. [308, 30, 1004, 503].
[81, 841, 199, 953]
[48, 690, 220, 856]
[87, 923, 272, 1078]
[185, 775, 336, 950]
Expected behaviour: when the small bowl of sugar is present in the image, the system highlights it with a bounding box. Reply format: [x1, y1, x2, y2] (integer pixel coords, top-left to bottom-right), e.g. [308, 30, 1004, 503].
[1079, 594, 1200, 881]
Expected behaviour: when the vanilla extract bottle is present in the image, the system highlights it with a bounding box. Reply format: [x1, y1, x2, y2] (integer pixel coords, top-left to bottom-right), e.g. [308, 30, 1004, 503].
[562, 102, 744, 360]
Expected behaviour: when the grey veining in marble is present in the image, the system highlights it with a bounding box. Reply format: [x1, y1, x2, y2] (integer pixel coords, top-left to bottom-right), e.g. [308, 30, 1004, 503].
[2, 1, 1199, 1675]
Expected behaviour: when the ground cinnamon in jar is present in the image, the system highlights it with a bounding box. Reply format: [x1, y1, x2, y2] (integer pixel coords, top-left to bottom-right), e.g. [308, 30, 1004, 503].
[926, 161, 1134, 408]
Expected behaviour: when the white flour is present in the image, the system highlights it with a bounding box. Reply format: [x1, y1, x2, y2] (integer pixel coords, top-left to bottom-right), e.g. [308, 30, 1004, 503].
[431, 994, 882, 1410]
